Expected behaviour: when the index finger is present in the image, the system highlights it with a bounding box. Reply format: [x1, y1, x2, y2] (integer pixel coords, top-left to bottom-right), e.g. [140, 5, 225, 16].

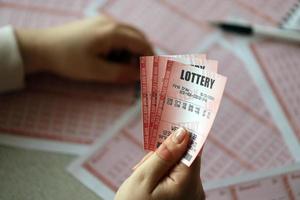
[108, 24, 154, 56]
[170, 149, 203, 184]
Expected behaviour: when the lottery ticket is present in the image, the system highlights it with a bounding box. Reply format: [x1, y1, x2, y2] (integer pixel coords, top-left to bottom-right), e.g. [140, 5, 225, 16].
[152, 60, 227, 166]
[148, 56, 219, 150]
[150, 55, 209, 147]
[140, 56, 153, 149]
[140, 54, 209, 150]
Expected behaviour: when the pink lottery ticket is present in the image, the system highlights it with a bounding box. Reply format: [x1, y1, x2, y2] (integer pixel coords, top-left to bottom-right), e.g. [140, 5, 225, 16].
[141, 54, 209, 150]
[140, 56, 153, 149]
[152, 60, 227, 166]
[148, 56, 219, 150]
[148, 54, 215, 150]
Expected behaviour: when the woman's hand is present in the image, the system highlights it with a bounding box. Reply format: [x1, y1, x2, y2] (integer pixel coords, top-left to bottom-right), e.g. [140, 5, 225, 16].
[115, 128, 205, 200]
[15, 16, 153, 83]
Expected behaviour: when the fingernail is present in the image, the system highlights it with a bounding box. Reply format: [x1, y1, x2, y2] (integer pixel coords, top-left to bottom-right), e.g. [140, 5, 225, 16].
[172, 127, 186, 144]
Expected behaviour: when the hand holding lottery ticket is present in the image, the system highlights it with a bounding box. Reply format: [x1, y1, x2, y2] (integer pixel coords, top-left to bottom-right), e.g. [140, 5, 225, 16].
[115, 128, 205, 200]
[140, 54, 227, 166]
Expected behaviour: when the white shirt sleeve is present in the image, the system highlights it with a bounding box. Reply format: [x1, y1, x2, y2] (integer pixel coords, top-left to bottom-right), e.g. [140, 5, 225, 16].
[0, 26, 25, 93]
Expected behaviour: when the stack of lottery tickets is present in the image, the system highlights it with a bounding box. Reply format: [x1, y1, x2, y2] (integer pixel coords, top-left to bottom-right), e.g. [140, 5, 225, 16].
[140, 54, 227, 166]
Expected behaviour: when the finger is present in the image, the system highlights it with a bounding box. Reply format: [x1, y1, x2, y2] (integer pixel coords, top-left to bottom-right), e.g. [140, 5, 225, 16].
[174, 154, 201, 181]
[115, 24, 153, 54]
[118, 23, 148, 40]
[169, 147, 203, 184]
[70, 57, 139, 83]
[98, 24, 153, 56]
[190, 154, 205, 199]
[113, 31, 153, 56]
[135, 127, 189, 189]
[132, 151, 153, 171]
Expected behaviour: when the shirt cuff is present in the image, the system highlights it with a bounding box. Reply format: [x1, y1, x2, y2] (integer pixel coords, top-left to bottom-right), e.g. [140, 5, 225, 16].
[0, 26, 25, 93]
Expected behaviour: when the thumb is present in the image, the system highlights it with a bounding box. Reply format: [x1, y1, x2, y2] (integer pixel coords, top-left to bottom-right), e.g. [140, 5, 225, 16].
[135, 127, 189, 189]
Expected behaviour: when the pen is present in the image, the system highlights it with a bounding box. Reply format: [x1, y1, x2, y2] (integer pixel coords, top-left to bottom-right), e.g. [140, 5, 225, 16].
[212, 21, 300, 43]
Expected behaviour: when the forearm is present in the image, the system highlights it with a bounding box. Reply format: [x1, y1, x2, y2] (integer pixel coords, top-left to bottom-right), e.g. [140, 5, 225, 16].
[15, 28, 52, 74]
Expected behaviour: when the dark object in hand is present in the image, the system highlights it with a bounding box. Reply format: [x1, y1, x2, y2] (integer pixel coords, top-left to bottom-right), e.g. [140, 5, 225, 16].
[106, 49, 140, 67]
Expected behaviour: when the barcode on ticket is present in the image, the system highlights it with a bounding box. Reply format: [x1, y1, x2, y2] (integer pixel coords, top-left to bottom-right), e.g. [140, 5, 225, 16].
[182, 131, 198, 162]
[183, 153, 193, 161]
